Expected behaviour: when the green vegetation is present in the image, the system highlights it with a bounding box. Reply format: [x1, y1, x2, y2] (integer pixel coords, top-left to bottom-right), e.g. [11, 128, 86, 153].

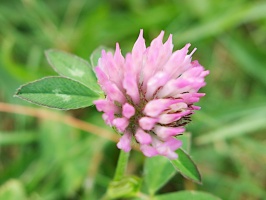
[1, 0, 266, 199]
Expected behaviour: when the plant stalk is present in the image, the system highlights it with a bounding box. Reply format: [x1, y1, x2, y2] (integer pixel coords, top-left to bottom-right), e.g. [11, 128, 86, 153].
[113, 150, 130, 181]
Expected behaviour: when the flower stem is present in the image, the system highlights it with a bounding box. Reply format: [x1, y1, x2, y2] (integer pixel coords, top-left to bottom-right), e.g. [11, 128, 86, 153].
[113, 150, 130, 181]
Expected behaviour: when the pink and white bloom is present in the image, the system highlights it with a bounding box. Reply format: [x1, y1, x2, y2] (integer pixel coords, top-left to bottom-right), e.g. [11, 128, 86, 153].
[94, 30, 209, 159]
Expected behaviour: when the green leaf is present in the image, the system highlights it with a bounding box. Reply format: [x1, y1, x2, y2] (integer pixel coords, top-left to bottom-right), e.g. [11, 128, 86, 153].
[0, 131, 37, 145]
[106, 176, 141, 199]
[177, 133, 191, 153]
[143, 156, 176, 195]
[170, 149, 202, 184]
[221, 35, 266, 87]
[45, 49, 102, 94]
[15, 76, 99, 110]
[153, 191, 222, 200]
[173, 1, 266, 43]
[114, 150, 130, 181]
[0, 180, 27, 200]
[90, 46, 114, 68]
[196, 114, 266, 145]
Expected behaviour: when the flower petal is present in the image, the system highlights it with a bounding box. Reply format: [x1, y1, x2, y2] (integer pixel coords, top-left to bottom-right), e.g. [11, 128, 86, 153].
[114, 43, 125, 67]
[158, 111, 191, 124]
[139, 117, 158, 130]
[154, 126, 185, 139]
[94, 66, 109, 91]
[140, 145, 158, 157]
[112, 117, 129, 132]
[135, 128, 152, 144]
[164, 43, 191, 77]
[122, 103, 135, 119]
[164, 137, 182, 151]
[94, 99, 119, 113]
[117, 131, 132, 152]
[123, 73, 140, 104]
[156, 137, 182, 159]
[142, 31, 165, 88]
[177, 93, 205, 104]
[105, 82, 126, 103]
[157, 147, 178, 159]
[102, 113, 115, 126]
[169, 102, 188, 112]
[144, 99, 182, 117]
[132, 29, 146, 76]
[145, 71, 170, 100]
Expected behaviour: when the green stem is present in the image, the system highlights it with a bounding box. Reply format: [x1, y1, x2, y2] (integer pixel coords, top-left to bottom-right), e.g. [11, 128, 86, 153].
[113, 150, 130, 181]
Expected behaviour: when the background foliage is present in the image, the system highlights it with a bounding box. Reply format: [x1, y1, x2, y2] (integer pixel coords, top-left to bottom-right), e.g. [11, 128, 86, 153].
[1, 0, 266, 199]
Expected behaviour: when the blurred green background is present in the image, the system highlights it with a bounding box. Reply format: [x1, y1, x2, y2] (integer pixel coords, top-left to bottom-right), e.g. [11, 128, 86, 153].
[1, 0, 266, 199]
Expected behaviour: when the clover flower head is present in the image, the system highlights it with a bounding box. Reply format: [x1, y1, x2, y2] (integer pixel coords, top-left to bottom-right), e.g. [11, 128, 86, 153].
[94, 30, 209, 159]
